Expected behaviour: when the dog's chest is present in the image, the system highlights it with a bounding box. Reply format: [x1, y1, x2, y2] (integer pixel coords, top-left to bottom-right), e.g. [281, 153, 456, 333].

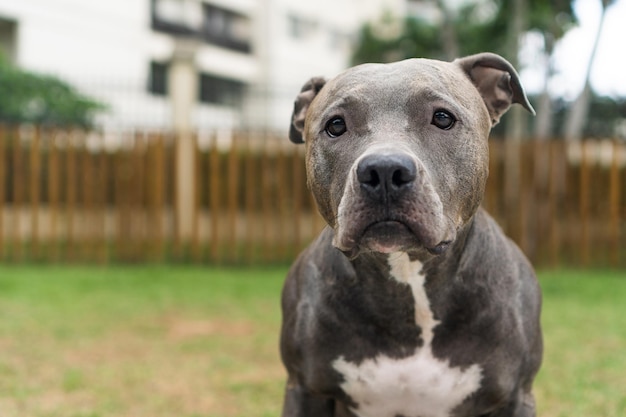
[332, 253, 483, 417]
[333, 349, 482, 417]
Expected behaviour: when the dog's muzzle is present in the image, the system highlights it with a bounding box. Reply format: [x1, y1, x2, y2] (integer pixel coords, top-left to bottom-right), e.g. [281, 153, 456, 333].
[333, 151, 454, 259]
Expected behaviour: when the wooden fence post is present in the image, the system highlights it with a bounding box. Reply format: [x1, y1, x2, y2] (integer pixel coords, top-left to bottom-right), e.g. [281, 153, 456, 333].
[518, 141, 531, 259]
[609, 140, 621, 267]
[66, 131, 77, 261]
[503, 139, 521, 241]
[244, 134, 257, 263]
[114, 134, 131, 262]
[227, 133, 240, 262]
[48, 129, 60, 262]
[10, 127, 22, 260]
[547, 141, 562, 267]
[29, 127, 40, 260]
[261, 135, 272, 262]
[209, 133, 220, 263]
[192, 133, 201, 262]
[96, 133, 108, 264]
[579, 140, 591, 267]
[0, 126, 5, 259]
[150, 132, 166, 261]
[292, 146, 303, 255]
[276, 140, 287, 261]
[82, 131, 94, 261]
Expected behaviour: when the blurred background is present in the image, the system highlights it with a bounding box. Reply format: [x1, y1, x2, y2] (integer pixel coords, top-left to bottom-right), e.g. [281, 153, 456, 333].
[0, 0, 624, 267]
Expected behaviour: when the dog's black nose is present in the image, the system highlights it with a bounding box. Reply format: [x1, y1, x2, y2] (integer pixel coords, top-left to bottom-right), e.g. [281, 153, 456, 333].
[357, 153, 417, 201]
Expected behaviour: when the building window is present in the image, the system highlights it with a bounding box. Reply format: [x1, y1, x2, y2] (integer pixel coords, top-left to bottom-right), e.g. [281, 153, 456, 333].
[151, 0, 200, 36]
[149, 61, 168, 95]
[199, 73, 244, 106]
[151, 0, 251, 53]
[201, 4, 251, 52]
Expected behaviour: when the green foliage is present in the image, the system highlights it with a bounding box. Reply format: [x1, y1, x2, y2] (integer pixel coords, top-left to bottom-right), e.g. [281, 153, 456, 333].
[0, 54, 106, 128]
[352, 14, 439, 64]
[550, 93, 626, 138]
[349, 1, 626, 138]
[526, 0, 577, 39]
[351, 0, 577, 65]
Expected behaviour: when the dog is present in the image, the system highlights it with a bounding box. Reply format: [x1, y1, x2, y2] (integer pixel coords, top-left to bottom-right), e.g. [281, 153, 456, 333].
[280, 53, 542, 417]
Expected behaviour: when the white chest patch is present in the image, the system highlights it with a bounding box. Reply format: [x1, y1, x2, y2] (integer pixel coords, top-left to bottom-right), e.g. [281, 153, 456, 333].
[332, 252, 482, 417]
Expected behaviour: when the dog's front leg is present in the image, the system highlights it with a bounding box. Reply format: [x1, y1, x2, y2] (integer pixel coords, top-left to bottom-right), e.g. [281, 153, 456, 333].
[281, 380, 337, 417]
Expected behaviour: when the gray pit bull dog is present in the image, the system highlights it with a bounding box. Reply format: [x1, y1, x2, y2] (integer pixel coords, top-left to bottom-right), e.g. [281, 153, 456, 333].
[280, 53, 543, 417]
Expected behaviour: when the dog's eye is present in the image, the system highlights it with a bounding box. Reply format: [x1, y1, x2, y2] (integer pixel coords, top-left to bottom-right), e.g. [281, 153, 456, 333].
[431, 110, 456, 130]
[325, 117, 347, 137]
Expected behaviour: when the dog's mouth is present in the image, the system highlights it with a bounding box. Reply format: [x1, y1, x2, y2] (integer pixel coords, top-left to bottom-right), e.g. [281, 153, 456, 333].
[360, 221, 415, 253]
[336, 220, 452, 259]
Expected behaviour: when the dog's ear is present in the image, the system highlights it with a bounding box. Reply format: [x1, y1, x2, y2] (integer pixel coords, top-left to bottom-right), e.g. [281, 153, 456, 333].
[455, 53, 535, 126]
[289, 77, 327, 144]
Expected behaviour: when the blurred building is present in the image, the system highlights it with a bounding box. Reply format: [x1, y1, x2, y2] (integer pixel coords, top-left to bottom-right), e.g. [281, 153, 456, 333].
[0, 0, 403, 133]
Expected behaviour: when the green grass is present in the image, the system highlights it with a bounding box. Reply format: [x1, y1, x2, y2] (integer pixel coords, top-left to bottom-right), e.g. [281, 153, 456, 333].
[0, 265, 286, 417]
[536, 270, 626, 417]
[0, 266, 624, 416]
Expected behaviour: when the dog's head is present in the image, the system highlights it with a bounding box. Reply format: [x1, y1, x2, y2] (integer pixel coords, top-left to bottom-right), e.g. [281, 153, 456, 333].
[289, 53, 534, 259]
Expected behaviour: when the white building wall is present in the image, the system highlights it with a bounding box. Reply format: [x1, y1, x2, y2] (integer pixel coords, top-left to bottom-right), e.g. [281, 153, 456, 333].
[258, 0, 404, 131]
[0, 0, 403, 132]
[1, 0, 165, 130]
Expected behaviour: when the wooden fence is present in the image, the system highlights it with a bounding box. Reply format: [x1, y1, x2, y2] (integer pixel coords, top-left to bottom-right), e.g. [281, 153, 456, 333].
[0, 125, 624, 267]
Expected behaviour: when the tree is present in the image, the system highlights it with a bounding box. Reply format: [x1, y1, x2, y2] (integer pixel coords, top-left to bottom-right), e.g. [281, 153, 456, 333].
[352, 3, 509, 65]
[563, 0, 616, 141]
[351, 11, 440, 65]
[526, 0, 577, 139]
[0, 54, 105, 128]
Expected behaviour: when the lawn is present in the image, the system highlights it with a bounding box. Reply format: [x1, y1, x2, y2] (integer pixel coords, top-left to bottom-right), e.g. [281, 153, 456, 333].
[0, 265, 624, 417]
